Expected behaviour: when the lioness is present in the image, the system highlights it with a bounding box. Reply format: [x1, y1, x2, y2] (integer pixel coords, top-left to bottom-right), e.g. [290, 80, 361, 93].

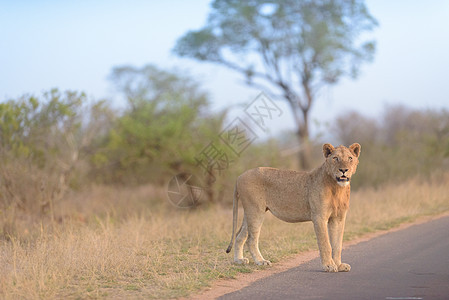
[226, 143, 361, 272]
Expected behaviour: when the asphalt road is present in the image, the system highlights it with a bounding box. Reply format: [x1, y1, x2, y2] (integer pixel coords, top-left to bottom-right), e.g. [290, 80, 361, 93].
[219, 216, 449, 300]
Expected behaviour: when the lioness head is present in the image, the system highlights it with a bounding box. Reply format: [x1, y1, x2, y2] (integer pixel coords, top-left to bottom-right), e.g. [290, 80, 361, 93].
[323, 143, 361, 187]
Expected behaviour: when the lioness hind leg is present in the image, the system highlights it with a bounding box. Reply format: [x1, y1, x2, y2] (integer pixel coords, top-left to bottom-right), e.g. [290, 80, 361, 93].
[246, 211, 271, 266]
[233, 217, 249, 265]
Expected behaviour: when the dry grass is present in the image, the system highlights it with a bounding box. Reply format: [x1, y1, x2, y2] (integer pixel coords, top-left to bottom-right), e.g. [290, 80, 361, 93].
[347, 174, 449, 237]
[1, 175, 449, 299]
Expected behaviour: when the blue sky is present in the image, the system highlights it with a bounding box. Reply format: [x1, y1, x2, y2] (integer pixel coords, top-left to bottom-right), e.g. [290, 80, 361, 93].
[1, 0, 449, 135]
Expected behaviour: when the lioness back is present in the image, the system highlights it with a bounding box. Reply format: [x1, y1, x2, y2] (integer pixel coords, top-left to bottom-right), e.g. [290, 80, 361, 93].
[237, 167, 313, 223]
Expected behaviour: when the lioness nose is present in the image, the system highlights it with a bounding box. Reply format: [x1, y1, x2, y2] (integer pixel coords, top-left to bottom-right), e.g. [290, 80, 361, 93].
[339, 168, 349, 174]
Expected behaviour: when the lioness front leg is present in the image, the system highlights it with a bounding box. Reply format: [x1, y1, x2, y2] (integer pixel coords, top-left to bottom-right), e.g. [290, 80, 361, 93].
[313, 218, 338, 272]
[329, 215, 351, 272]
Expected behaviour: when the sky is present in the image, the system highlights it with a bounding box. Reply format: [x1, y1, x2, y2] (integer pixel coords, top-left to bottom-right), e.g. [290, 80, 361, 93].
[1, 0, 449, 137]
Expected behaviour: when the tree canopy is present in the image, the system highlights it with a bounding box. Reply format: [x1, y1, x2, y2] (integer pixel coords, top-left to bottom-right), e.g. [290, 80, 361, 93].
[174, 0, 378, 169]
[94, 64, 226, 184]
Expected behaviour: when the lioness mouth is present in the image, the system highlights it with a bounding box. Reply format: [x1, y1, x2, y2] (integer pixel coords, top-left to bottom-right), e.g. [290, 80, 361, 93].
[336, 176, 350, 182]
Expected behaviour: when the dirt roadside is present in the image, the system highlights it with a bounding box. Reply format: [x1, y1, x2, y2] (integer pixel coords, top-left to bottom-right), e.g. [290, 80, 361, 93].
[188, 211, 449, 300]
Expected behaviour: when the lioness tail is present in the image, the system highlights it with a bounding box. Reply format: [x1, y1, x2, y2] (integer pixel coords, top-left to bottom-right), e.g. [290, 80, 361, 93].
[226, 184, 239, 253]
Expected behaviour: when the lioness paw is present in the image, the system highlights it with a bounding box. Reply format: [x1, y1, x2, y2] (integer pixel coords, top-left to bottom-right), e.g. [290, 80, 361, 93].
[323, 262, 338, 273]
[233, 258, 249, 265]
[338, 263, 351, 272]
[256, 259, 271, 266]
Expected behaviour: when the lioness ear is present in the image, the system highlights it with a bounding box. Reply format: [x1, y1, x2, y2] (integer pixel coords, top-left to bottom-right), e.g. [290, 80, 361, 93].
[323, 143, 335, 158]
[349, 143, 361, 158]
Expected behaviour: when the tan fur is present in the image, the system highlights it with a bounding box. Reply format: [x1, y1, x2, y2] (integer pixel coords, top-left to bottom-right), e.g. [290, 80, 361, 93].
[226, 143, 361, 272]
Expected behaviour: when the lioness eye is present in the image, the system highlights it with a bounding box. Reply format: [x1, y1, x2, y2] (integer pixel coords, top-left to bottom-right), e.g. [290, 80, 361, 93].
[349, 157, 353, 161]
[333, 157, 338, 161]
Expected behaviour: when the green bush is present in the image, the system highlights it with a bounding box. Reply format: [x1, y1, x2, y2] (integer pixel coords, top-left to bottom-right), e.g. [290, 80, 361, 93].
[0, 89, 90, 213]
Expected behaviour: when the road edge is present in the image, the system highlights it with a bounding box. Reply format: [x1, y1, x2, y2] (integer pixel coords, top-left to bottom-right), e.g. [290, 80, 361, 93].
[189, 211, 449, 300]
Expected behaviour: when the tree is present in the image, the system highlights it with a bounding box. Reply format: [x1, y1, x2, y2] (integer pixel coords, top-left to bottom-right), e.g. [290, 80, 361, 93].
[95, 64, 226, 185]
[174, 0, 377, 169]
